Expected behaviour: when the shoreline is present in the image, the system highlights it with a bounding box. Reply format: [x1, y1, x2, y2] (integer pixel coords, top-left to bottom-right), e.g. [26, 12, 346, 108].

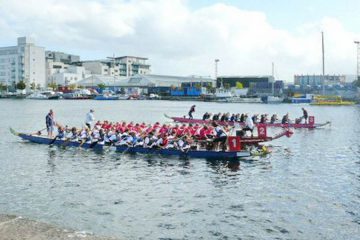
[0, 214, 121, 240]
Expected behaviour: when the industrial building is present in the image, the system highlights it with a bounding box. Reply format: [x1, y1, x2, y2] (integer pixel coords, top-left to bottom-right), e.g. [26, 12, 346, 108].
[217, 76, 274, 88]
[76, 74, 214, 96]
[294, 74, 347, 87]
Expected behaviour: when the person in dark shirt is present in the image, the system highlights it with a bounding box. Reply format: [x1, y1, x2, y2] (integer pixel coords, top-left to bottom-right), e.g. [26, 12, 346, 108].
[240, 113, 245, 123]
[281, 113, 289, 124]
[188, 105, 196, 119]
[302, 108, 308, 123]
[45, 109, 55, 137]
[270, 114, 278, 124]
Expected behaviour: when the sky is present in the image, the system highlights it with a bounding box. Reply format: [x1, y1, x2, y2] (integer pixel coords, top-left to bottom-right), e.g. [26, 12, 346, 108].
[0, 0, 359, 82]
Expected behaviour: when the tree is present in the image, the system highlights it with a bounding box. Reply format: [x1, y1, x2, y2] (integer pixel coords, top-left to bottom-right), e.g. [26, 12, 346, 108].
[97, 83, 106, 90]
[68, 84, 77, 90]
[236, 82, 244, 89]
[48, 82, 58, 90]
[0, 83, 6, 91]
[224, 83, 231, 89]
[16, 80, 26, 90]
[30, 82, 36, 90]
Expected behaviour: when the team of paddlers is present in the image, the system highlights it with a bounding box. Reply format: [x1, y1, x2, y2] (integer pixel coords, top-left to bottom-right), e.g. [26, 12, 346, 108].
[43, 107, 308, 152]
[46, 113, 234, 151]
[199, 108, 308, 124]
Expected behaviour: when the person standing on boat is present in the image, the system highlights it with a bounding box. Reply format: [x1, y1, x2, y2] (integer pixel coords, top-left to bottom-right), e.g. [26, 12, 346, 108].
[188, 105, 196, 119]
[212, 123, 228, 151]
[302, 108, 308, 123]
[85, 109, 95, 129]
[243, 114, 254, 136]
[46, 109, 56, 137]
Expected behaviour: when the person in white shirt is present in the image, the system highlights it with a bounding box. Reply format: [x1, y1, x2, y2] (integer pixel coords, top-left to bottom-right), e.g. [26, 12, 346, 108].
[243, 114, 254, 137]
[85, 109, 95, 129]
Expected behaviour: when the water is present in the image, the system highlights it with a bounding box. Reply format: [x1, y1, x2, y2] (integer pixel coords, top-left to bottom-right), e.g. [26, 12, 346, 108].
[0, 99, 359, 239]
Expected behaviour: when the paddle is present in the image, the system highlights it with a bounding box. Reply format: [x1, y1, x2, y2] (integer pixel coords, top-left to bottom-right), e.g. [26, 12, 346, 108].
[32, 127, 47, 135]
[49, 136, 58, 145]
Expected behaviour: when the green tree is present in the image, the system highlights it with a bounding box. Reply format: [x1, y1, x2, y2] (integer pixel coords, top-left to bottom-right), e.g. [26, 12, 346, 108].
[68, 84, 77, 90]
[236, 82, 244, 89]
[97, 83, 106, 90]
[16, 80, 26, 90]
[30, 82, 36, 90]
[0, 83, 6, 91]
[224, 83, 231, 89]
[48, 82, 58, 90]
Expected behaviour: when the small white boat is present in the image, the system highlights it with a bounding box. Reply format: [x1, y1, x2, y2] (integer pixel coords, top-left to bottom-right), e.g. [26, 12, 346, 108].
[27, 91, 60, 100]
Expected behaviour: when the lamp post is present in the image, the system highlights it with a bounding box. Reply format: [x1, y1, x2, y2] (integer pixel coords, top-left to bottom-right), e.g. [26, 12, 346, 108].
[355, 41, 360, 82]
[215, 59, 220, 87]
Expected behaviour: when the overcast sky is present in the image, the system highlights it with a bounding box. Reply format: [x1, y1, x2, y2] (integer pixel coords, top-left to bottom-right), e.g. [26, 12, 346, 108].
[0, 0, 359, 81]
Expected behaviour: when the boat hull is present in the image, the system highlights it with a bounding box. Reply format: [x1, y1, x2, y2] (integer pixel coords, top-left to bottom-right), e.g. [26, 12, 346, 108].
[18, 133, 104, 150]
[115, 145, 251, 159]
[15, 132, 251, 160]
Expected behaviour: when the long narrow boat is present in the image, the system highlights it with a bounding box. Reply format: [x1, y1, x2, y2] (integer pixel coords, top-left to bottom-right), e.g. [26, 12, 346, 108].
[10, 128, 104, 151]
[10, 128, 254, 159]
[165, 114, 330, 129]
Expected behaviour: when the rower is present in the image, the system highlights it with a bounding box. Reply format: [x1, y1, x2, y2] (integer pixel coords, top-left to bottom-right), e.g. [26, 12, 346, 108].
[202, 112, 210, 120]
[176, 136, 191, 152]
[260, 114, 267, 124]
[239, 113, 245, 123]
[281, 113, 290, 124]
[143, 132, 156, 148]
[270, 114, 277, 124]
[252, 114, 259, 124]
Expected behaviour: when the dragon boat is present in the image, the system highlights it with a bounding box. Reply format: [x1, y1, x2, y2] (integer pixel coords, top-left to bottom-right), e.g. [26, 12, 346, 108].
[165, 114, 330, 129]
[10, 126, 293, 160]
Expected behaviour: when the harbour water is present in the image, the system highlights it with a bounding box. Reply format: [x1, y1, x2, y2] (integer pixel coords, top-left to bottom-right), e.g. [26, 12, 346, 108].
[0, 99, 359, 239]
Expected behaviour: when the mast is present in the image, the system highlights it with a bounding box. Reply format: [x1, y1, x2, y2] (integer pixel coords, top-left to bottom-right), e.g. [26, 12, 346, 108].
[322, 32, 325, 95]
[272, 62, 274, 95]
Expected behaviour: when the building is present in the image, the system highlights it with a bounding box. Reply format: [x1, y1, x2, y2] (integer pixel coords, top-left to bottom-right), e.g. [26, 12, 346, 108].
[113, 56, 151, 77]
[46, 51, 87, 86]
[50, 65, 89, 86]
[217, 76, 274, 88]
[81, 61, 120, 77]
[76, 74, 214, 95]
[294, 74, 346, 87]
[80, 56, 151, 78]
[45, 51, 80, 64]
[0, 37, 45, 89]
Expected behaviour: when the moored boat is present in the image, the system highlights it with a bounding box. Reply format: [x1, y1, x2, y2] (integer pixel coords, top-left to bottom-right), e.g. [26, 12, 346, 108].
[165, 114, 330, 129]
[310, 95, 356, 106]
[94, 94, 119, 100]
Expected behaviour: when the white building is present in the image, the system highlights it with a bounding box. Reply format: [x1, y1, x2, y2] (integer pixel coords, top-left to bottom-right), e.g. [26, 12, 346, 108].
[81, 56, 151, 78]
[49, 65, 90, 86]
[82, 61, 120, 77]
[114, 56, 151, 77]
[0, 37, 45, 89]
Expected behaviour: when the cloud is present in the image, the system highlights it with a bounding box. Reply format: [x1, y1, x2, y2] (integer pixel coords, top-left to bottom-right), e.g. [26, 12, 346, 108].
[0, 0, 359, 81]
